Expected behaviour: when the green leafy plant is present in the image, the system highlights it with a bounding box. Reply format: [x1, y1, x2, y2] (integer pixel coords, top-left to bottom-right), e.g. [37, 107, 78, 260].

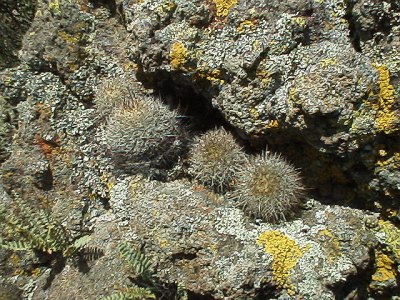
[0, 199, 90, 257]
[103, 242, 187, 300]
[0, 196, 104, 272]
[102, 286, 156, 300]
[229, 152, 305, 223]
[188, 127, 246, 193]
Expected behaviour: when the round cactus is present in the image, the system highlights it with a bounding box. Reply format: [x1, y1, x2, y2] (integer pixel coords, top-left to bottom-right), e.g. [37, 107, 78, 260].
[188, 127, 247, 193]
[95, 77, 148, 118]
[101, 95, 187, 174]
[229, 152, 304, 223]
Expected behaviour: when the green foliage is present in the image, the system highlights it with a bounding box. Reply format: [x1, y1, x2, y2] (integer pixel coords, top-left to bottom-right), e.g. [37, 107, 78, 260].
[188, 127, 247, 193]
[229, 152, 305, 223]
[0, 198, 90, 258]
[118, 242, 152, 279]
[102, 287, 155, 300]
[103, 242, 187, 300]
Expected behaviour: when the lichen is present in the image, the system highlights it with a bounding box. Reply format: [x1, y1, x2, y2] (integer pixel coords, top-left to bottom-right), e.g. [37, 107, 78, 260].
[237, 20, 256, 33]
[212, 0, 238, 18]
[371, 64, 399, 134]
[372, 251, 396, 282]
[170, 42, 189, 70]
[376, 220, 400, 261]
[256, 230, 310, 294]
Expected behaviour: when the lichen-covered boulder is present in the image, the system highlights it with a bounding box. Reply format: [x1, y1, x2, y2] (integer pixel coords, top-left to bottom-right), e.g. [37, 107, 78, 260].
[122, 0, 400, 209]
[106, 176, 379, 299]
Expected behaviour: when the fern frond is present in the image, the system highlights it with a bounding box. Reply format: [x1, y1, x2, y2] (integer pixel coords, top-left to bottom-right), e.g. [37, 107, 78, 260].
[0, 240, 32, 251]
[63, 235, 91, 257]
[118, 243, 152, 277]
[102, 286, 156, 300]
[79, 246, 104, 261]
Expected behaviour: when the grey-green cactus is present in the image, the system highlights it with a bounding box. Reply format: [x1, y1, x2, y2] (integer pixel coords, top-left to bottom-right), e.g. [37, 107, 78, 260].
[229, 152, 305, 223]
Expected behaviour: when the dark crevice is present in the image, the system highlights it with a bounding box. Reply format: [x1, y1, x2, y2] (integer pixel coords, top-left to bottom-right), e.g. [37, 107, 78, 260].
[344, 2, 362, 52]
[329, 248, 374, 299]
[89, 0, 117, 17]
[171, 252, 197, 261]
[142, 72, 230, 134]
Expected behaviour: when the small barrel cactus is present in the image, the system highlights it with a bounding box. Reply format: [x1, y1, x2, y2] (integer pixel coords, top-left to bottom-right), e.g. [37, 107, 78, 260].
[229, 152, 304, 223]
[188, 127, 247, 193]
[101, 95, 187, 174]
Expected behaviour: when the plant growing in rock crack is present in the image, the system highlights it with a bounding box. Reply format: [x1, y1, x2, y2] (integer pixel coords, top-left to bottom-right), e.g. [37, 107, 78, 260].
[229, 152, 305, 223]
[188, 127, 247, 193]
[101, 93, 188, 176]
[0, 197, 102, 287]
[102, 242, 187, 300]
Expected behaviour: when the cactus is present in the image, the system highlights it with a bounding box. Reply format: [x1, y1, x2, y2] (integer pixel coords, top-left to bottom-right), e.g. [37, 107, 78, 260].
[95, 77, 145, 118]
[188, 127, 246, 193]
[101, 95, 187, 174]
[229, 152, 304, 223]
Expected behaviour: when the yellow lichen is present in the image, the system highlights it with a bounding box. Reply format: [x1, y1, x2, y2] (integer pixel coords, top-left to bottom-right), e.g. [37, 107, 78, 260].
[156, 1, 177, 14]
[371, 251, 396, 285]
[256, 230, 310, 294]
[248, 108, 260, 119]
[256, 69, 272, 85]
[170, 42, 189, 70]
[371, 64, 399, 134]
[291, 16, 308, 28]
[377, 220, 400, 261]
[212, 0, 238, 17]
[194, 69, 225, 85]
[237, 20, 256, 33]
[265, 120, 279, 129]
[377, 152, 400, 168]
[318, 229, 341, 261]
[320, 58, 337, 68]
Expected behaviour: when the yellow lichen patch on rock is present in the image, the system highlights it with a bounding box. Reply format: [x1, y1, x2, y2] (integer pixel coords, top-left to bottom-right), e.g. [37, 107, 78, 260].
[170, 42, 189, 70]
[256, 230, 310, 294]
[237, 20, 256, 33]
[377, 220, 400, 261]
[372, 251, 396, 282]
[372, 64, 399, 134]
[212, 0, 238, 18]
[318, 229, 341, 261]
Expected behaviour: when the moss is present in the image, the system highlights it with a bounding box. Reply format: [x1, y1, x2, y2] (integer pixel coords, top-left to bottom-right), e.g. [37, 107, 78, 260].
[371, 64, 399, 134]
[212, 0, 238, 18]
[170, 42, 189, 70]
[256, 230, 310, 294]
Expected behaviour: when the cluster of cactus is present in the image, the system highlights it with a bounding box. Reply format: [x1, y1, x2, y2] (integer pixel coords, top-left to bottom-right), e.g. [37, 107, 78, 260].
[99, 79, 187, 175]
[189, 128, 304, 223]
[97, 78, 304, 223]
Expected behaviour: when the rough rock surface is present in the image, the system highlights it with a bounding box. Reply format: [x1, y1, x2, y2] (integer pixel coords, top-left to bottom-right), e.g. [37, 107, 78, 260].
[0, 0, 399, 299]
